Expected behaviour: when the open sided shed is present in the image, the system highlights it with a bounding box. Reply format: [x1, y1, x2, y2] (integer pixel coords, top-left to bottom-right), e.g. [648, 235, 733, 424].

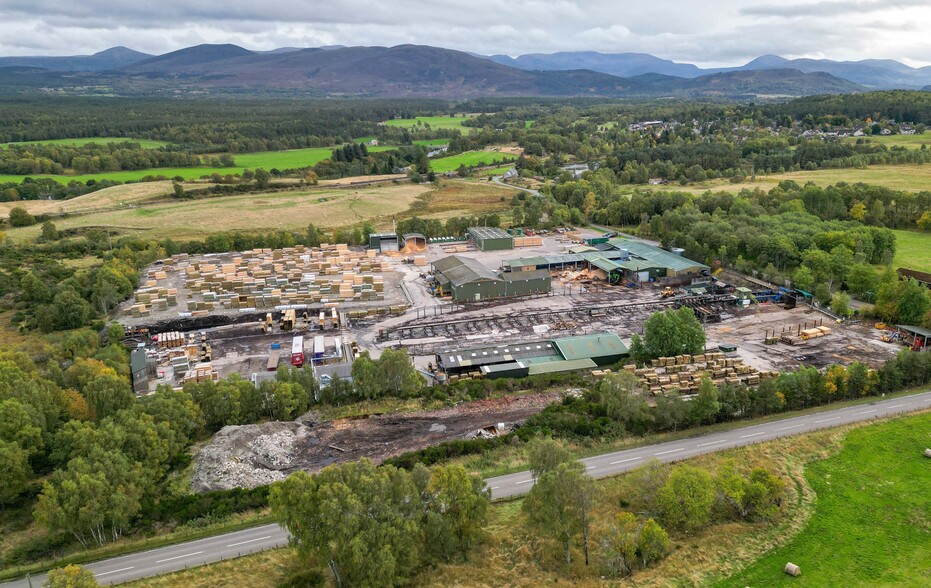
[897, 324, 931, 351]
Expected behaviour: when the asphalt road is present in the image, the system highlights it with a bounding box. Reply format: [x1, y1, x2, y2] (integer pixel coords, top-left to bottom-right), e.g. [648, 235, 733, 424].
[4, 390, 929, 587]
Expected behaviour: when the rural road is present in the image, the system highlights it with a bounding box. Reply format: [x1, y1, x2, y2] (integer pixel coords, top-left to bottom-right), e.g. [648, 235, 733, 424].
[491, 173, 541, 197]
[5, 390, 929, 587]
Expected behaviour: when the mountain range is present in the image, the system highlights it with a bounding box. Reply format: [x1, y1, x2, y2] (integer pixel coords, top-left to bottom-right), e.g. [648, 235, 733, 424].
[0, 43, 905, 98]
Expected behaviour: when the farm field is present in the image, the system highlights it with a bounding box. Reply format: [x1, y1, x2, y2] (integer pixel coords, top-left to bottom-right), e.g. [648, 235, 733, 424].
[638, 163, 931, 194]
[430, 150, 517, 173]
[718, 411, 931, 588]
[407, 180, 515, 222]
[413, 138, 450, 146]
[383, 115, 474, 130]
[1, 137, 169, 148]
[0, 181, 178, 219]
[891, 229, 931, 272]
[4, 183, 432, 241]
[844, 133, 931, 149]
[0, 146, 398, 185]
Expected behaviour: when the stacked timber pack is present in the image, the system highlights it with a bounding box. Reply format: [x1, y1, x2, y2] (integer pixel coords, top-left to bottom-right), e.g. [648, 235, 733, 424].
[623, 352, 778, 396]
[131, 245, 390, 318]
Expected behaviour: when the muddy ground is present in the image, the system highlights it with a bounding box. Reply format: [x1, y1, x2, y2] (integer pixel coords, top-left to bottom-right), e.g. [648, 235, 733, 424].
[192, 391, 562, 492]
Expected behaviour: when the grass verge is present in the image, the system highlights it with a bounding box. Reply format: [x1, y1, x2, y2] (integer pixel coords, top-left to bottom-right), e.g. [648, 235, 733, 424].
[0, 513, 276, 583]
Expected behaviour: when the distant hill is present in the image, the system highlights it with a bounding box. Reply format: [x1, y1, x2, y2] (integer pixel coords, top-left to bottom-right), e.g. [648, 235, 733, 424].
[125, 44, 256, 73]
[485, 51, 703, 78]
[478, 51, 931, 89]
[0, 44, 867, 98]
[674, 69, 863, 97]
[0, 46, 152, 72]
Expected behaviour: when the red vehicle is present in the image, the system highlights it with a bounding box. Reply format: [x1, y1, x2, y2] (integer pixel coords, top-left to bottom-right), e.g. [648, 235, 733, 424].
[290, 336, 305, 367]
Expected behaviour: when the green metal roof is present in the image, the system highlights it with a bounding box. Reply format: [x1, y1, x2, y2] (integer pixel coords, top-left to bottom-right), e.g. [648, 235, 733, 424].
[608, 238, 709, 272]
[616, 259, 666, 272]
[433, 255, 500, 286]
[552, 333, 628, 361]
[468, 227, 512, 241]
[501, 270, 550, 283]
[523, 357, 597, 375]
[897, 324, 931, 338]
[590, 257, 624, 272]
[130, 348, 147, 374]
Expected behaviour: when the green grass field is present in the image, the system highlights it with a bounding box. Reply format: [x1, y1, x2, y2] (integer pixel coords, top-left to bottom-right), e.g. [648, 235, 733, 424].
[430, 150, 517, 173]
[413, 138, 450, 146]
[718, 411, 931, 588]
[383, 115, 474, 130]
[891, 229, 931, 272]
[1, 137, 170, 149]
[844, 134, 931, 149]
[0, 146, 398, 184]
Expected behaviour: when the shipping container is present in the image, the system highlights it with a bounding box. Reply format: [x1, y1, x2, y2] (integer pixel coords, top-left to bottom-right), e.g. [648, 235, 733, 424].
[291, 336, 305, 367]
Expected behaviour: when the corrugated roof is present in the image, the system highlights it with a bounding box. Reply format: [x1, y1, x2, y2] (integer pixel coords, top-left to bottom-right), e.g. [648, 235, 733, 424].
[130, 348, 147, 374]
[590, 257, 624, 272]
[503, 250, 627, 269]
[607, 238, 709, 272]
[897, 324, 931, 337]
[553, 333, 628, 360]
[433, 255, 500, 286]
[523, 357, 597, 375]
[468, 227, 512, 241]
[439, 340, 559, 369]
[501, 269, 550, 282]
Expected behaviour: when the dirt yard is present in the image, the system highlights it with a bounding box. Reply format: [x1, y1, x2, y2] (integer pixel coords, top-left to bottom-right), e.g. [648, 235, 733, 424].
[191, 391, 562, 492]
[704, 304, 900, 371]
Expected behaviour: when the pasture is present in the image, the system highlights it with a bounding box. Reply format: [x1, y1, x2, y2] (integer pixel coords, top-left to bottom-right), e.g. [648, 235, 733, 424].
[844, 133, 931, 149]
[1, 137, 169, 149]
[383, 115, 474, 130]
[0, 182, 178, 219]
[430, 150, 517, 173]
[0, 146, 397, 184]
[891, 229, 931, 272]
[4, 183, 431, 242]
[718, 411, 931, 587]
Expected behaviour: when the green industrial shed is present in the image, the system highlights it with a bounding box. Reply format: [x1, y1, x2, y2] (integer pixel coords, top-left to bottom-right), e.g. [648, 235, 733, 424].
[435, 332, 629, 379]
[468, 227, 513, 251]
[432, 255, 550, 302]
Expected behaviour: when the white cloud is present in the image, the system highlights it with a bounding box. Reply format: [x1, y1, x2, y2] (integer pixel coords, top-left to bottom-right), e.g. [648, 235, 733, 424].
[1, 0, 930, 66]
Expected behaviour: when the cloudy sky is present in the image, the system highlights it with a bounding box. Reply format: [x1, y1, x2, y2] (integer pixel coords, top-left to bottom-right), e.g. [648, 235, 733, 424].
[3, 0, 931, 66]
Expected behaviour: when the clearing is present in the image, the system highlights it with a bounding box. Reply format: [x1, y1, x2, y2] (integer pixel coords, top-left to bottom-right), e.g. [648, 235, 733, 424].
[4, 183, 431, 241]
[634, 163, 931, 194]
[843, 134, 931, 149]
[1, 137, 169, 149]
[0, 146, 397, 185]
[431, 150, 518, 173]
[891, 229, 931, 272]
[191, 392, 562, 492]
[0, 181, 179, 219]
[383, 115, 475, 131]
[718, 411, 931, 587]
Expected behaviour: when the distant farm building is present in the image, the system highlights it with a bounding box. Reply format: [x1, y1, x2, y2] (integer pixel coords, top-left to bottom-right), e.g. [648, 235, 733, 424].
[432, 255, 550, 302]
[436, 332, 628, 379]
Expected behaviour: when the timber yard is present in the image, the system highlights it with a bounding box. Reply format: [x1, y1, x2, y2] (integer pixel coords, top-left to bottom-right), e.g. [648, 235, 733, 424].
[119, 225, 907, 488]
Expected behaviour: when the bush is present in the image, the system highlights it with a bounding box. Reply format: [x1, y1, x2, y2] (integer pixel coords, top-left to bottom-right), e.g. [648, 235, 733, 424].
[8, 207, 36, 227]
[277, 569, 326, 588]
